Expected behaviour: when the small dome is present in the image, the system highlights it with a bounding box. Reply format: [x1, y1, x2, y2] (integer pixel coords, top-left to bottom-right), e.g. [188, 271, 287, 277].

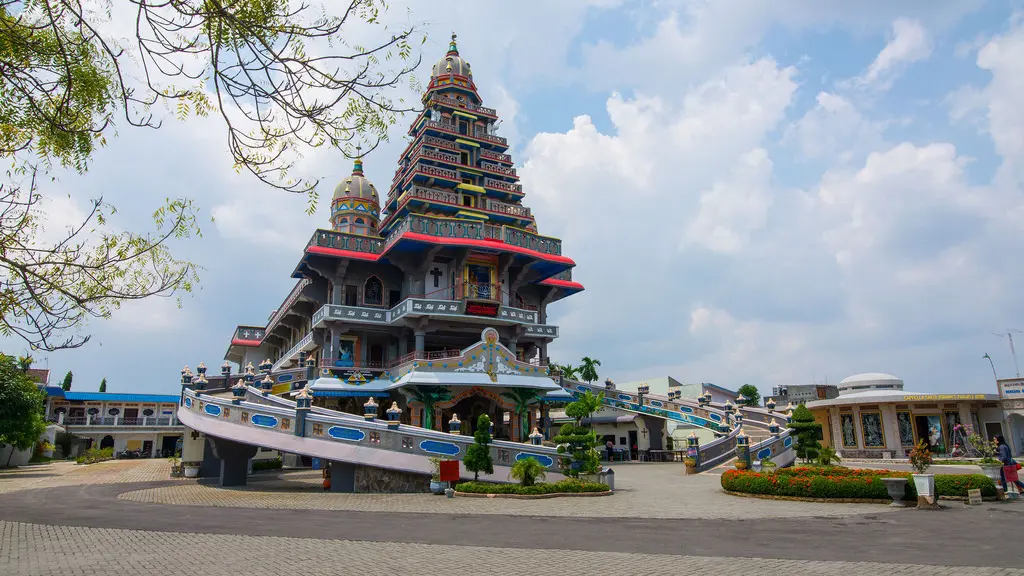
[332, 157, 378, 203]
[839, 373, 901, 384]
[431, 33, 472, 79]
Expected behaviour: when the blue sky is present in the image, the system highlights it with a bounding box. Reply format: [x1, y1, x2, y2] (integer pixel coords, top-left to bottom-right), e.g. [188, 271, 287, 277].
[9, 0, 1024, 397]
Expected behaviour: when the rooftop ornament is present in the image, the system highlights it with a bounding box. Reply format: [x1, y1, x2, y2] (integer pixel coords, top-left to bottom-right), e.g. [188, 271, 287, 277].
[768, 418, 780, 435]
[259, 358, 273, 374]
[605, 378, 615, 391]
[765, 397, 776, 411]
[448, 413, 462, 433]
[364, 397, 379, 420]
[180, 366, 193, 385]
[736, 393, 746, 403]
[221, 361, 232, 377]
[193, 373, 208, 391]
[295, 386, 313, 409]
[723, 399, 735, 412]
[386, 402, 402, 427]
[231, 379, 247, 396]
[260, 374, 274, 393]
[196, 362, 208, 376]
[244, 364, 256, 384]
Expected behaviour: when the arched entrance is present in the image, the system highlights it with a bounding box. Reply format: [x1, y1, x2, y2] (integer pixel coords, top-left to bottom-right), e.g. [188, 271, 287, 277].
[99, 435, 115, 450]
[436, 387, 516, 440]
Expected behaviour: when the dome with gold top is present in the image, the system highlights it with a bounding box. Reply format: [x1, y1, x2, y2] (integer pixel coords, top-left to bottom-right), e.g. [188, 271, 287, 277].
[330, 156, 381, 235]
[431, 33, 472, 79]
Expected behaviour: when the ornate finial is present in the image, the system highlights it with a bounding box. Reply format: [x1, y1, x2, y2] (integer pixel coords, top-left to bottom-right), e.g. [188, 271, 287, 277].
[352, 145, 364, 176]
[448, 32, 458, 55]
[296, 386, 312, 400]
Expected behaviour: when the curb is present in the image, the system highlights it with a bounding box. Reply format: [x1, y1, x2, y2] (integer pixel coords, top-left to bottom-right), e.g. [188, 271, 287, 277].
[721, 490, 1000, 504]
[454, 490, 614, 500]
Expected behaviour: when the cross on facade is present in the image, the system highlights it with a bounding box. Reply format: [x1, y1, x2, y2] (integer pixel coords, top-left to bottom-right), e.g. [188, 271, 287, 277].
[429, 267, 444, 288]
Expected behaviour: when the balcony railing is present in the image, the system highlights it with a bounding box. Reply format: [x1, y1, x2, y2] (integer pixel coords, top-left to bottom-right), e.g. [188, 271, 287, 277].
[56, 416, 181, 427]
[422, 120, 508, 148]
[485, 198, 530, 218]
[307, 229, 385, 256]
[382, 213, 558, 257]
[483, 177, 523, 195]
[473, 128, 508, 146]
[265, 279, 311, 336]
[428, 94, 497, 117]
[403, 185, 460, 205]
[479, 161, 516, 177]
[480, 149, 512, 164]
[388, 349, 464, 368]
[273, 331, 315, 371]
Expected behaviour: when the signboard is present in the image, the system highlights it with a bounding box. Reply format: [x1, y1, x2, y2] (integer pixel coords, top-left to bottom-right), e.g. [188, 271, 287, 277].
[465, 302, 499, 317]
[967, 488, 983, 505]
[901, 394, 987, 401]
[438, 459, 460, 482]
[686, 446, 698, 458]
[997, 378, 1024, 400]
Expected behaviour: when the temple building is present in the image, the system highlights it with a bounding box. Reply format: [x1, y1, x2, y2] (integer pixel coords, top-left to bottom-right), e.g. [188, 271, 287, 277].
[216, 35, 582, 443]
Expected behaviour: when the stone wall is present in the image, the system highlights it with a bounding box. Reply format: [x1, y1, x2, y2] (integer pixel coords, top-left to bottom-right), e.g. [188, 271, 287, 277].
[354, 465, 431, 493]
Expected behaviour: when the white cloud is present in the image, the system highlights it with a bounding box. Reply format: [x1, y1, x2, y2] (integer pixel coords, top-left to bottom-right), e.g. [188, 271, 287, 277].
[850, 18, 933, 91]
[684, 148, 773, 254]
[785, 92, 886, 163]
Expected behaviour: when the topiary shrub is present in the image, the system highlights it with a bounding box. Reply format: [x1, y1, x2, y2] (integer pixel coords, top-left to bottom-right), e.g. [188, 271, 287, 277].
[75, 447, 114, 465]
[252, 458, 282, 471]
[786, 404, 821, 463]
[509, 456, 547, 487]
[722, 468, 997, 500]
[456, 479, 609, 495]
[463, 414, 494, 481]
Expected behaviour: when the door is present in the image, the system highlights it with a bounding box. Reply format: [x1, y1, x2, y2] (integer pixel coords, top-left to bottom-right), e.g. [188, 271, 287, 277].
[369, 344, 384, 367]
[985, 421, 1004, 441]
[467, 264, 492, 299]
[628, 430, 639, 460]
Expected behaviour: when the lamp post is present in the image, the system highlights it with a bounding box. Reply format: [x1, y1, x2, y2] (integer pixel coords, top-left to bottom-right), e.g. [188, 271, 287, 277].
[983, 353, 998, 381]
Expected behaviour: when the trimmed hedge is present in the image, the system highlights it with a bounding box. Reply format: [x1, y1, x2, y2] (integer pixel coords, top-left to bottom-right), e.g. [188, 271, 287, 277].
[252, 458, 282, 472]
[722, 467, 996, 500]
[456, 479, 609, 495]
[75, 447, 114, 465]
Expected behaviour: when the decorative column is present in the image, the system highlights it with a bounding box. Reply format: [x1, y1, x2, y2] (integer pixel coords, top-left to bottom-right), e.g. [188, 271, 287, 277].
[295, 387, 312, 437]
[685, 431, 700, 474]
[230, 380, 247, 405]
[735, 429, 750, 470]
[414, 330, 426, 355]
[529, 428, 543, 445]
[386, 402, 402, 430]
[768, 419, 780, 436]
[260, 374, 274, 396]
[363, 397, 378, 421]
[448, 413, 461, 434]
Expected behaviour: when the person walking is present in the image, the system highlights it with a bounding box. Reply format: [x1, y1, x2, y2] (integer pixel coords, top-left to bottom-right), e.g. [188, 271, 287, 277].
[605, 440, 614, 462]
[995, 435, 1024, 493]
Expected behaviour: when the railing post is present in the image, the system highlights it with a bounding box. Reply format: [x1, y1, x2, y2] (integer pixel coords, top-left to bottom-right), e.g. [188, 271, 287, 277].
[86, 414, 92, 426]
[113, 415, 119, 427]
[685, 432, 701, 474]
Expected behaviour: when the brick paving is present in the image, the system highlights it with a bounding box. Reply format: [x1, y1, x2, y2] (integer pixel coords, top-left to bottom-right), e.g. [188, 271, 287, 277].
[117, 464, 900, 519]
[0, 459, 183, 495]
[1, 521, 1021, 576]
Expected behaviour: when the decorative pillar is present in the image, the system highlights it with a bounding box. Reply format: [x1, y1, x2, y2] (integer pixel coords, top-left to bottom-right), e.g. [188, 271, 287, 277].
[735, 429, 750, 470]
[768, 419, 780, 436]
[260, 374, 274, 396]
[414, 331, 426, 355]
[685, 431, 701, 474]
[529, 428, 543, 445]
[449, 413, 461, 434]
[305, 355, 317, 381]
[230, 380, 247, 405]
[295, 387, 312, 437]
[765, 397, 776, 411]
[542, 404, 550, 440]
[363, 397, 378, 421]
[386, 402, 402, 429]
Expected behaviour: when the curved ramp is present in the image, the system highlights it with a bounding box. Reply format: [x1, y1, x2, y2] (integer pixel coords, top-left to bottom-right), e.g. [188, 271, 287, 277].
[180, 387, 564, 484]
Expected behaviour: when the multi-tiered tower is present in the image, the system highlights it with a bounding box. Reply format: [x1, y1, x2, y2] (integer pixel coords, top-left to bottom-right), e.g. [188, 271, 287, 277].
[221, 35, 583, 439]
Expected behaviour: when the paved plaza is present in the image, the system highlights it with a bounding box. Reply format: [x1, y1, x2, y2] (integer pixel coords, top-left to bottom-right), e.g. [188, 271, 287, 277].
[1, 460, 1022, 575]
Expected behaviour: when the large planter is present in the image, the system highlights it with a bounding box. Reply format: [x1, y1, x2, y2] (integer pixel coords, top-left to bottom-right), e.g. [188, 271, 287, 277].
[580, 473, 601, 484]
[429, 480, 448, 495]
[979, 463, 1003, 484]
[880, 477, 908, 507]
[912, 473, 937, 509]
[183, 465, 200, 479]
[734, 460, 748, 471]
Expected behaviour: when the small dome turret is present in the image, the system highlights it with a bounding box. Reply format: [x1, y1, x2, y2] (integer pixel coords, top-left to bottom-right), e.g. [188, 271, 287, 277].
[431, 33, 472, 79]
[330, 154, 380, 235]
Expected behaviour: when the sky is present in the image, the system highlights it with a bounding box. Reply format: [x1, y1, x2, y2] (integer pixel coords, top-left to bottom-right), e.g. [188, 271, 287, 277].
[9, 0, 1024, 397]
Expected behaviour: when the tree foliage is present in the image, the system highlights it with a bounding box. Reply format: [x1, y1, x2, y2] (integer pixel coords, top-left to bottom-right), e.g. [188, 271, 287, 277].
[578, 356, 600, 384]
[0, 353, 47, 466]
[1, 0, 422, 351]
[60, 370, 72, 391]
[786, 404, 822, 463]
[406, 386, 449, 431]
[509, 456, 546, 487]
[463, 414, 493, 482]
[553, 390, 604, 477]
[737, 384, 760, 407]
[501, 388, 539, 442]
[550, 361, 578, 380]
[98, 377, 106, 392]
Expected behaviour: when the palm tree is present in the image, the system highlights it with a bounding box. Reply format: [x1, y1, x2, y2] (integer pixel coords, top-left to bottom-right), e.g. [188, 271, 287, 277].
[550, 361, 580, 380]
[501, 388, 541, 442]
[406, 386, 451, 430]
[565, 389, 605, 426]
[579, 357, 601, 384]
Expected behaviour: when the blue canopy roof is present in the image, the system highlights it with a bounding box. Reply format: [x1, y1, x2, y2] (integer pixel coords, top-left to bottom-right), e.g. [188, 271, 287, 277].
[42, 386, 65, 398]
[62, 391, 180, 403]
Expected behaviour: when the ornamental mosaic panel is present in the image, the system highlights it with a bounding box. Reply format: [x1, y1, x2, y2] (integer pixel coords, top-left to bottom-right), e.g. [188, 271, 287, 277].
[523, 324, 558, 337]
[859, 412, 884, 448]
[369, 431, 381, 444]
[840, 413, 857, 448]
[498, 307, 538, 324]
[312, 423, 324, 436]
[326, 305, 388, 323]
[896, 412, 915, 447]
[236, 327, 265, 341]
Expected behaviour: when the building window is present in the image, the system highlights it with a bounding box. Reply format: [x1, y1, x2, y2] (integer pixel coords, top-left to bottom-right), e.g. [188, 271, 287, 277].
[363, 276, 384, 307]
[87, 408, 99, 416]
[142, 409, 154, 417]
[108, 408, 120, 416]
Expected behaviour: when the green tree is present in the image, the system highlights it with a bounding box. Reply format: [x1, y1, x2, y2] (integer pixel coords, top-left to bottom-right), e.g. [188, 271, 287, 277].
[787, 404, 822, 464]
[16, 355, 33, 372]
[501, 388, 540, 442]
[60, 370, 72, 392]
[463, 414, 493, 482]
[1, 0, 423, 351]
[550, 361, 579, 380]
[406, 386, 451, 431]
[0, 353, 47, 467]
[737, 384, 761, 407]
[509, 456, 546, 487]
[553, 390, 604, 477]
[579, 357, 601, 384]
[98, 378, 106, 393]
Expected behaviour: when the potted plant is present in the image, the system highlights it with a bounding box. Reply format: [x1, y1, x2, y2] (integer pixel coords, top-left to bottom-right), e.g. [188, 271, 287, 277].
[880, 477, 909, 507]
[182, 461, 201, 478]
[169, 455, 181, 477]
[760, 455, 777, 473]
[428, 457, 447, 495]
[968, 434, 1002, 482]
[908, 440, 936, 508]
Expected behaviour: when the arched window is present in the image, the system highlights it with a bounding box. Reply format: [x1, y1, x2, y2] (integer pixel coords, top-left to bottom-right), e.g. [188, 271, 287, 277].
[87, 408, 99, 416]
[355, 217, 365, 235]
[108, 408, 120, 416]
[363, 276, 384, 306]
[142, 409, 154, 417]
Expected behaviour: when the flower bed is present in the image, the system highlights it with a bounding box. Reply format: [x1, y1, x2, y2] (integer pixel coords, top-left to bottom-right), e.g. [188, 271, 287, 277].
[456, 479, 609, 496]
[722, 467, 996, 500]
[75, 447, 114, 465]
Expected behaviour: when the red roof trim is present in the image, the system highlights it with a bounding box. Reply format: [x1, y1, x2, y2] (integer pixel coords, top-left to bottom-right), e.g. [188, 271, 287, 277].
[305, 245, 382, 261]
[230, 338, 263, 347]
[400, 232, 576, 265]
[540, 278, 585, 291]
